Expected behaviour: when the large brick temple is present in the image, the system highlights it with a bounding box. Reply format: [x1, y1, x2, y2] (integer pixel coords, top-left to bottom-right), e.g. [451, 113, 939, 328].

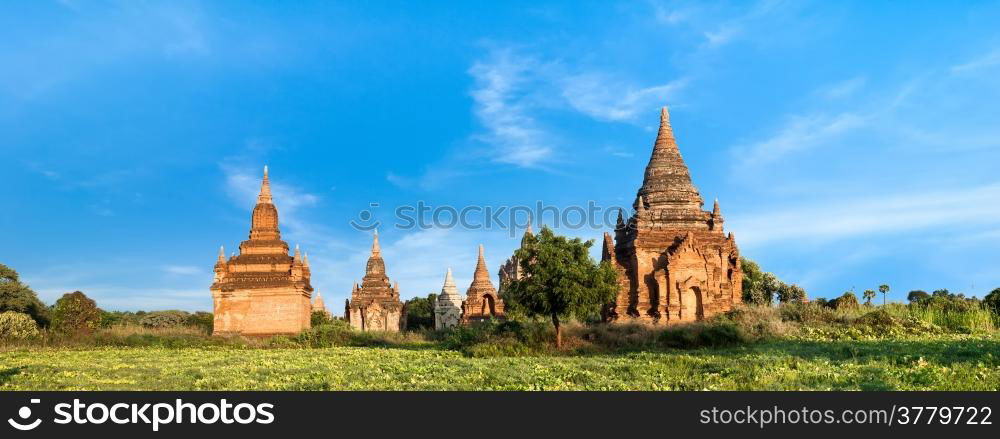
[210, 166, 314, 335]
[603, 107, 742, 324]
[346, 230, 406, 332]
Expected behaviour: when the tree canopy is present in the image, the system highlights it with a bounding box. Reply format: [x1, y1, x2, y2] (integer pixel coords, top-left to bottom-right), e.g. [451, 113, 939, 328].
[984, 288, 1000, 315]
[0, 263, 50, 327]
[501, 227, 618, 347]
[51, 291, 101, 334]
[404, 293, 437, 330]
[741, 258, 807, 304]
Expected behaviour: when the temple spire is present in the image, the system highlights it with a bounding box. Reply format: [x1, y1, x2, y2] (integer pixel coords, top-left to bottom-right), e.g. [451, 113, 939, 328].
[473, 244, 490, 283]
[371, 229, 381, 256]
[257, 165, 273, 204]
[294, 244, 302, 263]
[637, 106, 703, 211]
[444, 267, 455, 287]
[217, 245, 225, 262]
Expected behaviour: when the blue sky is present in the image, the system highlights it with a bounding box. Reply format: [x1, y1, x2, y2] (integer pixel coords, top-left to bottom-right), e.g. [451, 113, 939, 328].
[3, 1, 1000, 311]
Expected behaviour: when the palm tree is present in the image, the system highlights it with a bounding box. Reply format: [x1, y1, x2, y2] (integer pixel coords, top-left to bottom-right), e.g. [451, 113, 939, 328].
[863, 289, 877, 305]
[879, 284, 890, 306]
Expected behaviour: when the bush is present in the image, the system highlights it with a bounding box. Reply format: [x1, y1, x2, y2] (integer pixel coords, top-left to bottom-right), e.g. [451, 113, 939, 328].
[828, 292, 860, 310]
[186, 312, 214, 334]
[721, 305, 793, 340]
[295, 321, 354, 347]
[659, 322, 748, 348]
[51, 291, 101, 335]
[310, 311, 333, 327]
[139, 311, 189, 328]
[778, 302, 840, 325]
[0, 311, 39, 339]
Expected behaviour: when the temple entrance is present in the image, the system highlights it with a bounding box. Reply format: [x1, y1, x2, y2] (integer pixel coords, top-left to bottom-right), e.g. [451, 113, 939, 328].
[680, 286, 703, 322]
[481, 295, 497, 317]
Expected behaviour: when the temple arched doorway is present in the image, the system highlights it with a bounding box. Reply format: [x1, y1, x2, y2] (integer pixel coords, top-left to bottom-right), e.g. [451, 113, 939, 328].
[680, 287, 703, 322]
[481, 295, 497, 317]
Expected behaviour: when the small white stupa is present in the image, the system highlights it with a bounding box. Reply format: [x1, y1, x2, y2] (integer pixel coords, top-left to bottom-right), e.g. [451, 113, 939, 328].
[434, 268, 464, 329]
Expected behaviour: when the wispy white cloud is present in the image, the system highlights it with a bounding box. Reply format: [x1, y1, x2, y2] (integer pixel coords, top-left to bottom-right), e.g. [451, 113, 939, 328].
[951, 49, 1000, 74]
[654, 0, 807, 49]
[703, 25, 742, 48]
[561, 74, 688, 121]
[164, 265, 201, 275]
[220, 163, 328, 249]
[731, 183, 1000, 248]
[466, 47, 686, 169]
[734, 112, 864, 168]
[468, 49, 554, 168]
[819, 76, 867, 100]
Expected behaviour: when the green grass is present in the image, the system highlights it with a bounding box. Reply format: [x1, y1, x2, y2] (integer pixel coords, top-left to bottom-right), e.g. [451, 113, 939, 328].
[2, 334, 997, 390]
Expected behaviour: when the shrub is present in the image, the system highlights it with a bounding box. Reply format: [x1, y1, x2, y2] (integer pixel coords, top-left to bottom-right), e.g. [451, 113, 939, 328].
[310, 311, 333, 327]
[51, 291, 101, 335]
[295, 321, 354, 347]
[722, 305, 793, 340]
[778, 302, 840, 325]
[0, 311, 39, 339]
[658, 322, 748, 348]
[139, 311, 189, 328]
[828, 292, 860, 310]
[185, 312, 214, 334]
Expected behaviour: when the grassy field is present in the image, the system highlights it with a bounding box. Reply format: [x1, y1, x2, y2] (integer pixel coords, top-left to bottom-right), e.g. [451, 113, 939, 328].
[2, 335, 998, 390]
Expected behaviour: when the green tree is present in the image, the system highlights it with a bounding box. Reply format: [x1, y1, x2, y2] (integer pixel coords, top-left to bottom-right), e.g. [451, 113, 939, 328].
[51, 291, 101, 334]
[879, 284, 890, 306]
[0, 263, 50, 327]
[907, 290, 930, 303]
[863, 289, 877, 305]
[404, 293, 438, 330]
[740, 258, 781, 305]
[311, 310, 333, 327]
[981, 288, 1000, 315]
[828, 291, 860, 310]
[776, 283, 808, 303]
[502, 227, 618, 347]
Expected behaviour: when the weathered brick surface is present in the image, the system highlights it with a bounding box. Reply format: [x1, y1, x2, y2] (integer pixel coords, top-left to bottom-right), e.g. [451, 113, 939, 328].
[603, 108, 742, 324]
[210, 167, 313, 336]
[462, 244, 505, 323]
[346, 230, 405, 332]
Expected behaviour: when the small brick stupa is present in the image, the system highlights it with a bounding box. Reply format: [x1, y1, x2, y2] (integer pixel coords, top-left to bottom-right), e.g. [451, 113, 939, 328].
[603, 107, 742, 324]
[461, 245, 505, 323]
[311, 290, 329, 318]
[346, 230, 405, 332]
[210, 166, 313, 335]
